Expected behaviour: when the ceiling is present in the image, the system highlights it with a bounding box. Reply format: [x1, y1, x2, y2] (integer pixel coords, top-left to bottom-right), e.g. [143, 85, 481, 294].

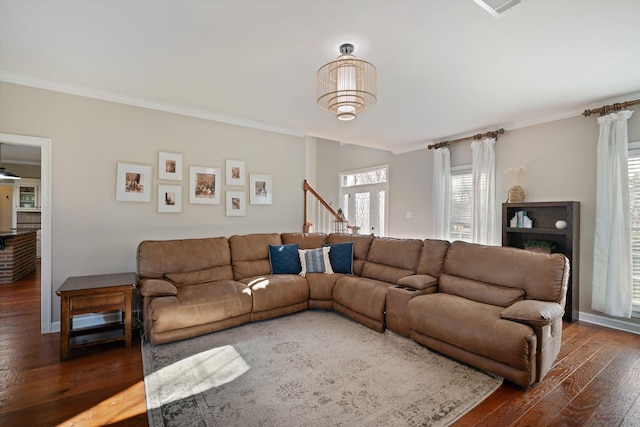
[1, 0, 639, 154]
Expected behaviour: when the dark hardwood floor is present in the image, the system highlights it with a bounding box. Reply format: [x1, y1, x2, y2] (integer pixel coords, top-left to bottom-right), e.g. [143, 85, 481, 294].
[1, 265, 640, 426]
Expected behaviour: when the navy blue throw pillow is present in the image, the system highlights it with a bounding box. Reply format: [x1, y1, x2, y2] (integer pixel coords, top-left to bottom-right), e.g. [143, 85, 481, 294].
[268, 244, 302, 274]
[323, 242, 354, 274]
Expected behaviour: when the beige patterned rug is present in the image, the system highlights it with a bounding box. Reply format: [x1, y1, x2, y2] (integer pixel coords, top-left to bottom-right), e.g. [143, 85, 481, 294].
[142, 310, 502, 427]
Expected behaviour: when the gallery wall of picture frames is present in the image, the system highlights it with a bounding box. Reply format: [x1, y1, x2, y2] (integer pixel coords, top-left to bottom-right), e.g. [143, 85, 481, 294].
[115, 151, 273, 216]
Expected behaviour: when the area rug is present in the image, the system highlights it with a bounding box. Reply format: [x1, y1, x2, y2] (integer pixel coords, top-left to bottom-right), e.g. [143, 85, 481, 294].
[142, 310, 502, 427]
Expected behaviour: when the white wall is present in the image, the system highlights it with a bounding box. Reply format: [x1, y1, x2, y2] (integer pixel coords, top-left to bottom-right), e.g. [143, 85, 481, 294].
[0, 82, 306, 324]
[317, 105, 640, 330]
[3, 80, 639, 331]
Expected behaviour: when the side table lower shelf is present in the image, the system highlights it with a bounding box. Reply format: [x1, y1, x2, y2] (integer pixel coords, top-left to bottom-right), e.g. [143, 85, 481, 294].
[56, 272, 136, 361]
[68, 323, 128, 348]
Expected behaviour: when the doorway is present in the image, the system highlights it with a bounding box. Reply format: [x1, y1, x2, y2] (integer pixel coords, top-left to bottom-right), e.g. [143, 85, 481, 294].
[0, 133, 51, 334]
[339, 165, 388, 237]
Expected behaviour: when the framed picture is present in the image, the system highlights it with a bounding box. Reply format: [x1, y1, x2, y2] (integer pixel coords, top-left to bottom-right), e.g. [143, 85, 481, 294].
[189, 166, 221, 204]
[116, 162, 152, 202]
[158, 151, 183, 181]
[250, 173, 272, 205]
[158, 185, 182, 213]
[226, 191, 246, 216]
[226, 159, 246, 186]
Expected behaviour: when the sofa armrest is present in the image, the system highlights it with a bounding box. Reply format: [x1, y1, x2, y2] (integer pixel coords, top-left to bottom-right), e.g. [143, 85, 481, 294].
[500, 300, 564, 328]
[137, 278, 178, 297]
[396, 274, 438, 291]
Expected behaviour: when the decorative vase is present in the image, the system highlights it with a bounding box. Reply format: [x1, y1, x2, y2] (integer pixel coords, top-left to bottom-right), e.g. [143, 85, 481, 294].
[507, 185, 525, 203]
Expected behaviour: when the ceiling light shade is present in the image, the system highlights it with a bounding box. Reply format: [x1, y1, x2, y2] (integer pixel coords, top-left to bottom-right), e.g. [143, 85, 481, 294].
[0, 168, 20, 180]
[0, 144, 20, 180]
[317, 44, 377, 121]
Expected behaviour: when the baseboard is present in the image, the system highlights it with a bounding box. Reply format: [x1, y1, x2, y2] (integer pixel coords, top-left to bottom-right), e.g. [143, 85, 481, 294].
[578, 311, 640, 335]
[50, 309, 140, 333]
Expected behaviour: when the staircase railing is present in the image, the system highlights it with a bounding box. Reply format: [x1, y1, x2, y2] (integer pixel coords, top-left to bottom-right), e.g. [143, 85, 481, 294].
[303, 180, 345, 234]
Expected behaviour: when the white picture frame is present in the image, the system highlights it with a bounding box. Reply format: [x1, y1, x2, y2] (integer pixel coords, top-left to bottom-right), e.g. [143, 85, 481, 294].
[250, 173, 272, 205]
[116, 162, 152, 202]
[158, 151, 183, 181]
[226, 191, 246, 216]
[158, 184, 182, 213]
[225, 159, 246, 186]
[189, 166, 221, 205]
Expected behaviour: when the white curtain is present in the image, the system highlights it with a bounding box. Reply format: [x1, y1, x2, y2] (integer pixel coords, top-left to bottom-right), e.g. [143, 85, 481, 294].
[432, 147, 451, 240]
[592, 110, 634, 318]
[471, 138, 497, 245]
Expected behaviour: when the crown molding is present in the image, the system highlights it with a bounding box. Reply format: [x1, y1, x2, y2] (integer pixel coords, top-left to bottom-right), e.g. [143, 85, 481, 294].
[417, 90, 640, 154]
[0, 71, 306, 139]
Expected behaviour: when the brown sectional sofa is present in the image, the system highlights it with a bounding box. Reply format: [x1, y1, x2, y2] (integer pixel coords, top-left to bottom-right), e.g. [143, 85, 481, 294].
[136, 232, 569, 388]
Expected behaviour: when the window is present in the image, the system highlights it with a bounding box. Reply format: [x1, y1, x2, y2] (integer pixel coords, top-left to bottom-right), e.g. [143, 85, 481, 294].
[628, 142, 640, 315]
[450, 166, 472, 242]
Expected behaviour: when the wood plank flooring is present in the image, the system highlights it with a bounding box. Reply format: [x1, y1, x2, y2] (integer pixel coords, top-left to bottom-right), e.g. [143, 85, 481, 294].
[1, 265, 640, 426]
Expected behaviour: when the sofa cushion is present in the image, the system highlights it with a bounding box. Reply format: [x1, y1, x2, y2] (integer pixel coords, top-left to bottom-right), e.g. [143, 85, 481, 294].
[299, 247, 333, 276]
[408, 293, 536, 371]
[333, 276, 393, 324]
[147, 280, 252, 333]
[165, 265, 235, 287]
[268, 244, 302, 274]
[241, 275, 310, 313]
[500, 300, 565, 328]
[138, 278, 178, 297]
[438, 274, 525, 308]
[281, 232, 328, 249]
[137, 237, 233, 279]
[366, 237, 423, 271]
[396, 274, 438, 290]
[442, 241, 569, 303]
[306, 272, 344, 301]
[327, 234, 374, 276]
[361, 263, 415, 285]
[324, 242, 353, 274]
[229, 233, 282, 280]
[417, 239, 450, 278]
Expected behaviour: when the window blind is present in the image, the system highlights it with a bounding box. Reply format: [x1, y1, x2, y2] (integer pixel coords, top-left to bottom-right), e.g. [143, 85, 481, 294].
[628, 143, 640, 312]
[450, 168, 472, 242]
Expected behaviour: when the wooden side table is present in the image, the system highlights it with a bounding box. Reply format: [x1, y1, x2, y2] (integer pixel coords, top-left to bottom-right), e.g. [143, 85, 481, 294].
[56, 272, 136, 361]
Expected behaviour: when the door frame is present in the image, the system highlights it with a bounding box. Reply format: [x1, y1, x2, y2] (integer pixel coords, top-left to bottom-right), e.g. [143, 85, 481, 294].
[339, 165, 389, 237]
[0, 133, 52, 334]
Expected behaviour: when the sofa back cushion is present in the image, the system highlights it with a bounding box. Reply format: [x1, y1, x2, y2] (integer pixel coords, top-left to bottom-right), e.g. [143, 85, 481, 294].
[361, 237, 423, 283]
[327, 233, 374, 276]
[442, 241, 569, 304]
[438, 275, 525, 307]
[137, 237, 233, 283]
[229, 233, 283, 280]
[281, 232, 328, 249]
[416, 239, 450, 278]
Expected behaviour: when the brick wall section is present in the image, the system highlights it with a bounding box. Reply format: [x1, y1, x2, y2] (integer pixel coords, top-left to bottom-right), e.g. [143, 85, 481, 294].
[0, 232, 37, 284]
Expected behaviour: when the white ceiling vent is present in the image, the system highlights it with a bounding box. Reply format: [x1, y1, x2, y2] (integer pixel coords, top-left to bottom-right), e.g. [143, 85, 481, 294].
[473, 0, 524, 17]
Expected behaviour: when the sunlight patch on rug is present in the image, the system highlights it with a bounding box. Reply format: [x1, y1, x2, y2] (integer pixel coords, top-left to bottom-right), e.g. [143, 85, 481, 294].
[144, 345, 250, 410]
[142, 311, 502, 426]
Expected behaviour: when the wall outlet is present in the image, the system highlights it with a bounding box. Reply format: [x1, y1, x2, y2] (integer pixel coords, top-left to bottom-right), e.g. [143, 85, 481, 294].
[406, 211, 412, 219]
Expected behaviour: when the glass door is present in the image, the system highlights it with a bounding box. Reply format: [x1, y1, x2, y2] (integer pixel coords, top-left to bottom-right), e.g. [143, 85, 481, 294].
[339, 165, 388, 237]
[18, 185, 38, 209]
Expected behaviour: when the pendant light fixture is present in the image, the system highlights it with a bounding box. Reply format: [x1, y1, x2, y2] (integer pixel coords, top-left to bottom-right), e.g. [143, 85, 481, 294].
[0, 144, 21, 180]
[317, 43, 377, 121]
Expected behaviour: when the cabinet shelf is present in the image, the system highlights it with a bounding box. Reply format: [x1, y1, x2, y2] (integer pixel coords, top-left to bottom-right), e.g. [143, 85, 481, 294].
[505, 227, 566, 235]
[502, 201, 580, 323]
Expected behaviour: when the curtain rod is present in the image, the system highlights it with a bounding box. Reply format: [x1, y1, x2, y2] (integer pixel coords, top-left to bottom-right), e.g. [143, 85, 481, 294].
[427, 128, 504, 150]
[582, 99, 640, 117]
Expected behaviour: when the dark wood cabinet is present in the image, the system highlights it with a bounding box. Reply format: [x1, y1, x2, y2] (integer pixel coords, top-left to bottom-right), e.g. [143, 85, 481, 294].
[502, 201, 580, 322]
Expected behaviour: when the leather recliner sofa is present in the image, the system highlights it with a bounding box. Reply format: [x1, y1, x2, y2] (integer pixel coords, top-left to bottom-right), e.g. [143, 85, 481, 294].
[136, 232, 569, 388]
